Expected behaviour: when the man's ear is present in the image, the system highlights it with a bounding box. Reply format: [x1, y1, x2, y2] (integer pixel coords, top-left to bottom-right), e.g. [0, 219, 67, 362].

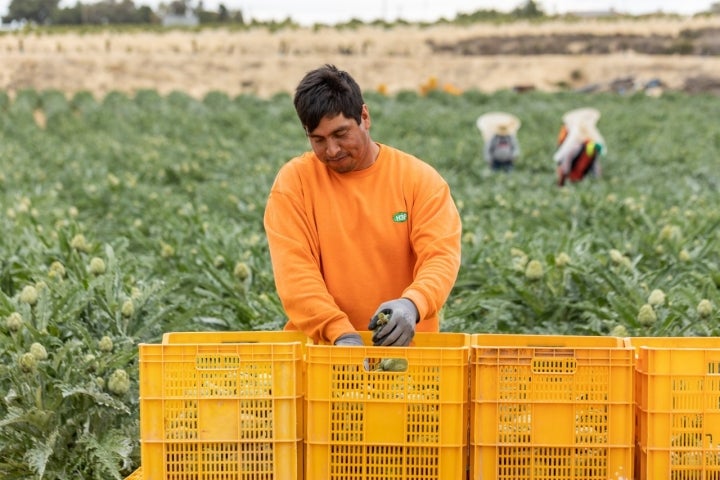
[361, 104, 371, 128]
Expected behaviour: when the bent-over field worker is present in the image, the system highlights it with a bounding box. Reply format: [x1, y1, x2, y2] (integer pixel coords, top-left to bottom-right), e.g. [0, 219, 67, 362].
[554, 107, 606, 186]
[263, 64, 462, 347]
[476, 111, 521, 172]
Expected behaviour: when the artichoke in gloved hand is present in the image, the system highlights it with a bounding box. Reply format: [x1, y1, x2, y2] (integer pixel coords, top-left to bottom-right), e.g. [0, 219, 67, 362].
[368, 298, 418, 346]
[369, 314, 409, 371]
[372, 311, 391, 336]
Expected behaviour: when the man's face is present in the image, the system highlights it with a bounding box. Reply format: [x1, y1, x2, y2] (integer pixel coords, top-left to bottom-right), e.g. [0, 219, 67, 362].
[306, 104, 374, 173]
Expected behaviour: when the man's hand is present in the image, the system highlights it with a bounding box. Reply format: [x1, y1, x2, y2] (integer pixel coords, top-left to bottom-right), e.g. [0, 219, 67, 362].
[334, 333, 364, 346]
[368, 298, 418, 346]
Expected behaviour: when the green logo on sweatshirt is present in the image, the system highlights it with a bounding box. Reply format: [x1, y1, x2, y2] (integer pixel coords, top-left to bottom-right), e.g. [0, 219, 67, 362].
[392, 212, 408, 223]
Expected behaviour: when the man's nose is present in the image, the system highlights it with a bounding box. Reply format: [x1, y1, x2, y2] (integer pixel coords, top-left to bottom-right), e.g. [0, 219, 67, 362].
[326, 138, 341, 157]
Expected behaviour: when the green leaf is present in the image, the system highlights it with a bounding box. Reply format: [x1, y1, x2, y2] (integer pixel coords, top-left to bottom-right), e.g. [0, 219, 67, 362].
[59, 386, 130, 414]
[24, 428, 58, 478]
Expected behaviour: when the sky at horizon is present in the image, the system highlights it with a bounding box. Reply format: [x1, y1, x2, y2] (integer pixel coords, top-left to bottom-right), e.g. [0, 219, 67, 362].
[1, 0, 715, 24]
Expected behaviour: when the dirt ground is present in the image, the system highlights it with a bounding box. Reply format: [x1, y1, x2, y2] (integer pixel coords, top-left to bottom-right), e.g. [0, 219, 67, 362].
[2, 16, 720, 99]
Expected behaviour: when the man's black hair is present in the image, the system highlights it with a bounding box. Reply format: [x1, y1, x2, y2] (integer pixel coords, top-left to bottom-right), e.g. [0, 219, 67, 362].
[293, 64, 364, 133]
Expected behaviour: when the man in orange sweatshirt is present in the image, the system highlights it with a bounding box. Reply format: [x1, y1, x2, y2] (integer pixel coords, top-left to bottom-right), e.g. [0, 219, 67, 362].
[263, 64, 462, 347]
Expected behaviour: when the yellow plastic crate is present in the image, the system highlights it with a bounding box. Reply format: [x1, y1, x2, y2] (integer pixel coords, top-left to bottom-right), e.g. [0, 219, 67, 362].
[161, 330, 310, 346]
[139, 340, 304, 480]
[627, 336, 720, 480]
[470, 334, 634, 480]
[124, 467, 142, 480]
[305, 332, 470, 479]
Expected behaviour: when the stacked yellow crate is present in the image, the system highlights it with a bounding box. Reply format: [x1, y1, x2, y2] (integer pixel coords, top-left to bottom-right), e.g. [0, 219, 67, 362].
[470, 334, 635, 480]
[136, 331, 308, 480]
[627, 336, 720, 480]
[304, 331, 470, 480]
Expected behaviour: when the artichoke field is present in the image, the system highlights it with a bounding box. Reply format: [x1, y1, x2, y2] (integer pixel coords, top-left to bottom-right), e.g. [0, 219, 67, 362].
[0, 86, 718, 478]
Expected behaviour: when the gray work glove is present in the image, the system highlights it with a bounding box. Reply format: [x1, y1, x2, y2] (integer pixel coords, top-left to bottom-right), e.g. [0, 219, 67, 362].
[368, 298, 418, 346]
[334, 333, 364, 346]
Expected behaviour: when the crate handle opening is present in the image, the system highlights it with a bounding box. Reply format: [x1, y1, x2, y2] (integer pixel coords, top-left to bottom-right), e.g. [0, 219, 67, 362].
[195, 354, 241, 370]
[531, 357, 577, 374]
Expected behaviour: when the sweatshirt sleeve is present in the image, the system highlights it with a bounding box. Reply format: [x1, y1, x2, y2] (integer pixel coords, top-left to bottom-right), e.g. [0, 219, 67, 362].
[401, 167, 462, 324]
[553, 128, 583, 169]
[263, 166, 355, 343]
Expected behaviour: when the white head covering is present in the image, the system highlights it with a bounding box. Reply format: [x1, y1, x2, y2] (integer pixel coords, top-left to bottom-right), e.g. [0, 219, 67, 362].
[562, 107, 600, 127]
[562, 107, 604, 146]
[553, 107, 606, 164]
[476, 112, 521, 142]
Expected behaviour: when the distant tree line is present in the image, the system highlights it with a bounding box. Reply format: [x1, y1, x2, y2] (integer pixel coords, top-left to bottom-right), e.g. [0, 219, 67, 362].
[2, 0, 244, 26]
[2, 0, 715, 28]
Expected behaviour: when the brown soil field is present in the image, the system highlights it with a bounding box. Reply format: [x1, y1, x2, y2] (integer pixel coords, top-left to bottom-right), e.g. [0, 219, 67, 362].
[2, 16, 720, 99]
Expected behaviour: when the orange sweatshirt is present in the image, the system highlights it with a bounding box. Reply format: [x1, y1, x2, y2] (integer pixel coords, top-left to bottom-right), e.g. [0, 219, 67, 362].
[263, 143, 462, 343]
